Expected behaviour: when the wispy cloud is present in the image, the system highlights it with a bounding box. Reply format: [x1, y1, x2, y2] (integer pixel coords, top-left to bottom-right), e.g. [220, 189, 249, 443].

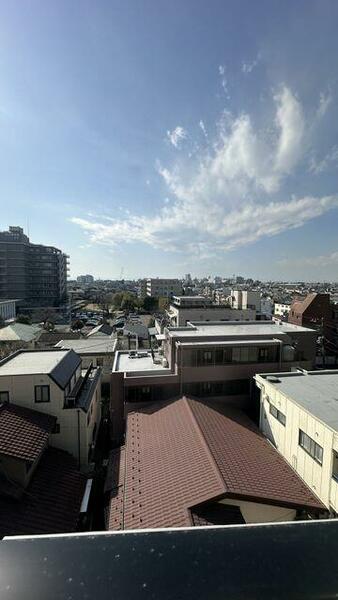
[218, 65, 230, 99]
[167, 126, 187, 148]
[309, 145, 338, 174]
[279, 250, 338, 268]
[242, 54, 260, 74]
[72, 84, 338, 257]
[317, 89, 332, 118]
[199, 120, 208, 138]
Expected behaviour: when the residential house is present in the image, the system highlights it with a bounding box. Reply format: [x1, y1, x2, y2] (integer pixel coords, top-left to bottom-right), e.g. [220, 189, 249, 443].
[55, 338, 117, 386]
[104, 397, 325, 531]
[0, 349, 101, 469]
[0, 402, 86, 537]
[255, 369, 338, 515]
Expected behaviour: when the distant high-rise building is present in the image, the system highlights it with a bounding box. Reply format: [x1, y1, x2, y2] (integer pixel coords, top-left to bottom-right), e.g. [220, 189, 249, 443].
[146, 278, 183, 298]
[0, 226, 69, 308]
[76, 274, 94, 284]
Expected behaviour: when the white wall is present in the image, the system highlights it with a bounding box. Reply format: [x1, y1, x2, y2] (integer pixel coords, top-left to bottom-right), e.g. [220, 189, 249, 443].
[258, 378, 336, 511]
[167, 306, 256, 327]
[0, 367, 101, 469]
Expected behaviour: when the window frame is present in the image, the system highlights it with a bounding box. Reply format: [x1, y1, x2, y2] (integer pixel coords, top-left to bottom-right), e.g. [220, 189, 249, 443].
[34, 385, 50, 403]
[269, 402, 286, 426]
[0, 391, 9, 403]
[299, 430, 323, 465]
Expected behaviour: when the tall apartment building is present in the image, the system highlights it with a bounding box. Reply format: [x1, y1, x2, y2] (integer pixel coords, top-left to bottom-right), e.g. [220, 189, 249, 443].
[146, 278, 183, 298]
[110, 320, 317, 443]
[255, 369, 338, 515]
[0, 226, 69, 308]
[76, 274, 94, 284]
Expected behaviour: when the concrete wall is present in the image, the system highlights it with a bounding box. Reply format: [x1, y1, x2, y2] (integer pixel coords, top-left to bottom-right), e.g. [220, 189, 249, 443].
[219, 498, 297, 523]
[258, 378, 337, 511]
[167, 306, 256, 327]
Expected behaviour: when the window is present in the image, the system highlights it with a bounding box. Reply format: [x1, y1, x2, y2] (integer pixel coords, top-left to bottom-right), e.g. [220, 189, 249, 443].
[202, 351, 213, 365]
[269, 403, 286, 426]
[34, 385, 50, 403]
[0, 391, 9, 403]
[332, 451, 338, 482]
[299, 430, 323, 465]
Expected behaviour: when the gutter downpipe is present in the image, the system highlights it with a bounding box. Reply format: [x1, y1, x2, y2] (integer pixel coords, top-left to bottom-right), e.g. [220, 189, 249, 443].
[77, 409, 81, 469]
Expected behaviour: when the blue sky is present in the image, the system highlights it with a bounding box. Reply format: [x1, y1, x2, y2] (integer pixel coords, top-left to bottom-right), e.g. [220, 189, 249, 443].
[0, 0, 338, 280]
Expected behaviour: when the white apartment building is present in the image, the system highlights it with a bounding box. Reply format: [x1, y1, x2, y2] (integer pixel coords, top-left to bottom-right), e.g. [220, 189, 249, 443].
[255, 369, 338, 515]
[274, 303, 292, 318]
[146, 278, 183, 298]
[231, 290, 261, 312]
[0, 299, 17, 323]
[166, 296, 256, 327]
[0, 349, 101, 469]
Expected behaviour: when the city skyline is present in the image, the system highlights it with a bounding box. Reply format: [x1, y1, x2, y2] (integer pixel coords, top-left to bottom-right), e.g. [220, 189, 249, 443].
[1, 1, 338, 280]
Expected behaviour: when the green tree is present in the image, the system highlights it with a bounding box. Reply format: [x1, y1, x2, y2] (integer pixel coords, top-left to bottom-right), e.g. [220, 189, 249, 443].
[72, 319, 84, 330]
[142, 296, 158, 312]
[112, 292, 124, 309]
[121, 293, 138, 313]
[158, 297, 170, 312]
[16, 314, 31, 325]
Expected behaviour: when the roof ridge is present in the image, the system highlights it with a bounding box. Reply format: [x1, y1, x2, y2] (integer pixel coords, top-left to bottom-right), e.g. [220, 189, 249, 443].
[183, 396, 226, 494]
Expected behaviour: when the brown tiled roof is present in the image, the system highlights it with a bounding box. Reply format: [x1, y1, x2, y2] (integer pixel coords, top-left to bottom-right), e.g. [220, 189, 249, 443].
[105, 397, 325, 531]
[0, 403, 56, 462]
[290, 293, 317, 315]
[0, 447, 86, 537]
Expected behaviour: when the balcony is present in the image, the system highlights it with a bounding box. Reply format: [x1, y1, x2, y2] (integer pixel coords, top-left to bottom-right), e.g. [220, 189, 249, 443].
[65, 365, 101, 410]
[0, 520, 338, 598]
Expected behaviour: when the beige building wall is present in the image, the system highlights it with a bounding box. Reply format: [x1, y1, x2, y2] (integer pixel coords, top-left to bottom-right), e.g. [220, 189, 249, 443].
[219, 498, 297, 523]
[258, 377, 337, 512]
[0, 366, 101, 470]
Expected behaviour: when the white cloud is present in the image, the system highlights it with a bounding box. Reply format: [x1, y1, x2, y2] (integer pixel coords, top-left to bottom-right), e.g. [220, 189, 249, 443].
[72, 85, 338, 257]
[242, 55, 260, 74]
[279, 250, 338, 269]
[199, 120, 208, 138]
[309, 146, 338, 174]
[317, 90, 332, 118]
[167, 126, 187, 148]
[274, 86, 305, 174]
[218, 65, 230, 99]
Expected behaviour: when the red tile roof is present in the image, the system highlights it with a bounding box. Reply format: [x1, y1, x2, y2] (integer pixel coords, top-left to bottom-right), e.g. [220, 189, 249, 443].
[0, 447, 86, 537]
[0, 403, 56, 462]
[105, 397, 325, 530]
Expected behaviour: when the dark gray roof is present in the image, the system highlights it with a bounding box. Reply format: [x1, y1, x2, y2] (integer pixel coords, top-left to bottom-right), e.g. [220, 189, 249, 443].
[49, 350, 81, 389]
[87, 323, 113, 337]
[123, 323, 148, 339]
[37, 331, 82, 346]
